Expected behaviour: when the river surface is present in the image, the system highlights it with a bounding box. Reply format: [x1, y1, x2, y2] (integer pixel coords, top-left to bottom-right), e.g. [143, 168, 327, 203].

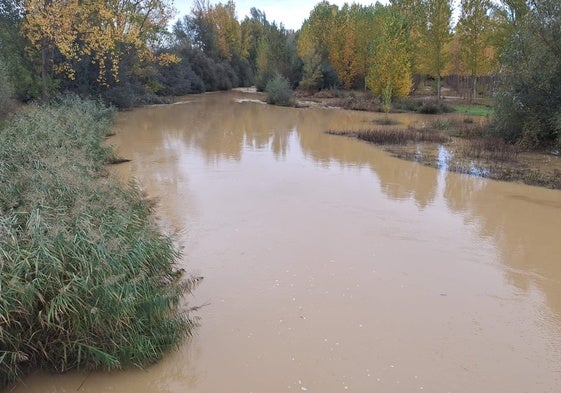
[14, 91, 561, 392]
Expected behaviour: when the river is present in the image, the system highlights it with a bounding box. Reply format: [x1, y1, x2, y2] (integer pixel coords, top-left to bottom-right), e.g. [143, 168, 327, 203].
[13, 90, 561, 392]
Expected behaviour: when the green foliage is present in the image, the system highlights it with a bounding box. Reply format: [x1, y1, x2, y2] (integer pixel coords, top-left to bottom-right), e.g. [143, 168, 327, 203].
[0, 0, 42, 101]
[493, 0, 561, 149]
[0, 58, 15, 117]
[0, 97, 197, 389]
[366, 7, 412, 99]
[456, 0, 495, 100]
[381, 81, 393, 115]
[419, 0, 453, 99]
[265, 74, 294, 106]
[299, 51, 324, 93]
[255, 22, 301, 91]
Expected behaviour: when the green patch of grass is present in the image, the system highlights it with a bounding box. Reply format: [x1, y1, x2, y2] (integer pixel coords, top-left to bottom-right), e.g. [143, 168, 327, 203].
[0, 96, 198, 390]
[451, 104, 494, 117]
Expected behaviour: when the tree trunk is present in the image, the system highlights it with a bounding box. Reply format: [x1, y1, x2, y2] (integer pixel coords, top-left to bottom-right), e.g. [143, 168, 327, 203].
[437, 74, 441, 101]
[472, 74, 477, 103]
[41, 38, 50, 97]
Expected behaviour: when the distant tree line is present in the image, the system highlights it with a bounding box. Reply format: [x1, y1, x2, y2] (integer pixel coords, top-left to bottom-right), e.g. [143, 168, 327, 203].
[0, 0, 559, 148]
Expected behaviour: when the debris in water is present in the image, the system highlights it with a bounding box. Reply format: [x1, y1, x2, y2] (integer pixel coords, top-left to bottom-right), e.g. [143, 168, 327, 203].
[468, 162, 490, 177]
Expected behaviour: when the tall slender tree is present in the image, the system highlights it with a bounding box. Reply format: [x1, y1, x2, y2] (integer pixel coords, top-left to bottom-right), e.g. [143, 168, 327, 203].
[366, 8, 412, 100]
[391, 0, 427, 77]
[456, 0, 494, 101]
[420, 0, 453, 100]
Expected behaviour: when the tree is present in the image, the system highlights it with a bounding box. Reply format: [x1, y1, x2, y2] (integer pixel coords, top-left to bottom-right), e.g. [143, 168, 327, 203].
[419, 0, 453, 100]
[366, 8, 412, 100]
[456, 0, 494, 101]
[352, 4, 383, 89]
[391, 0, 427, 78]
[240, 8, 268, 71]
[0, 0, 42, 100]
[297, 1, 339, 89]
[299, 50, 323, 93]
[493, 0, 561, 149]
[22, 0, 176, 96]
[328, 4, 358, 89]
[206, 0, 242, 60]
[255, 22, 300, 90]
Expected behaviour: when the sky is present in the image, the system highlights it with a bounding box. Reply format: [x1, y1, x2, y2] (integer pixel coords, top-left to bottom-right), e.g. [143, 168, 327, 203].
[172, 0, 390, 31]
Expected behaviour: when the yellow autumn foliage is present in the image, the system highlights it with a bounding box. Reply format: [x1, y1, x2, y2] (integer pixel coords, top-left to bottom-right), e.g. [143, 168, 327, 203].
[22, 0, 176, 84]
[366, 10, 412, 99]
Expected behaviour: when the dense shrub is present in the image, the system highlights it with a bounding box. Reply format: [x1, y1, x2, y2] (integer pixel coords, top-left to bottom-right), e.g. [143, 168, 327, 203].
[265, 75, 294, 106]
[418, 100, 454, 114]
[493, 0, 561, 149]
[0, 97, 197, 389]
[394, 98, 423, 112]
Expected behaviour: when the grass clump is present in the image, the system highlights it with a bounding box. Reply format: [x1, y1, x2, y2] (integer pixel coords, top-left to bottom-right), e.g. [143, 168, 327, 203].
[265, 74, 294, 107]
[0, 96, 198, 389]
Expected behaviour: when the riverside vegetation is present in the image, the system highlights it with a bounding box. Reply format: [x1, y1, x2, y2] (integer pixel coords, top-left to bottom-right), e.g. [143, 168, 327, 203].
[329, 117, 561, 190]
[0, 97, 199, 389]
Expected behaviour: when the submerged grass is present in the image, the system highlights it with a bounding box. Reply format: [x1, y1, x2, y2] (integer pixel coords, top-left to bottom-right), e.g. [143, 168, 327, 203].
[0, 96, 198, 389]
[328, 127, 451, 145]
[461, 136, 520, 162]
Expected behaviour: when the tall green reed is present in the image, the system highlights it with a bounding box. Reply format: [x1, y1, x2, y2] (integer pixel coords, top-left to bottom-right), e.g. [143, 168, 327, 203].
[0, 96, 197, 389]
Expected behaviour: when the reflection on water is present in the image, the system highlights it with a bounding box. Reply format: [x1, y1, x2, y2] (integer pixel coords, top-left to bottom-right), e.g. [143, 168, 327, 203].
[13, 91, 561, 393]
[437, 145, 452, 171]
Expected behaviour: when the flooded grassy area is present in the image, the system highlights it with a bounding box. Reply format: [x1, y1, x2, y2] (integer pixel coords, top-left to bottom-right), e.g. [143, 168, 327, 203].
[329, 117, 561, 190]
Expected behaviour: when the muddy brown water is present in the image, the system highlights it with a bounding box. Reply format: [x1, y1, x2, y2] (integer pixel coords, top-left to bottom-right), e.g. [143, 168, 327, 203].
[13, 91, 561, 392]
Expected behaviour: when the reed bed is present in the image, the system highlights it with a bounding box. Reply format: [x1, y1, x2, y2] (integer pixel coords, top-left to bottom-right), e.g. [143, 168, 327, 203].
[0, 96, 197, 389]
[461, 136, 520, 161]
[328, 127, 451, 145]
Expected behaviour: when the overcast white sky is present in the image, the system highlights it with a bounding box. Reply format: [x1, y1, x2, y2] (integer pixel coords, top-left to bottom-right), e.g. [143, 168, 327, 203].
[172, 1, 390, 30]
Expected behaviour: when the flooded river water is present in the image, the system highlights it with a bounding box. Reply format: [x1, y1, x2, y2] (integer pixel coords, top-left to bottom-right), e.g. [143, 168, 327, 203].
[14, 91, 561, 392]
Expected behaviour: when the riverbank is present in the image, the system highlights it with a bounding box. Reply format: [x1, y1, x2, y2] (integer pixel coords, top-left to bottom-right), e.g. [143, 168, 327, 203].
[0, 97, 197, 390]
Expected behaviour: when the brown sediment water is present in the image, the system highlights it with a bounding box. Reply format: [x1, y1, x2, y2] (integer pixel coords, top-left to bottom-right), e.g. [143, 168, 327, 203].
[13, 91, 561, 393]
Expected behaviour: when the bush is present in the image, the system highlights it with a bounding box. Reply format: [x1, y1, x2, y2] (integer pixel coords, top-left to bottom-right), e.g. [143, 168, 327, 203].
[0, 97, 197, 389]
[393, 98, 423, 112]
[418, 100, 454, 114]
[265, 74, 294, 106]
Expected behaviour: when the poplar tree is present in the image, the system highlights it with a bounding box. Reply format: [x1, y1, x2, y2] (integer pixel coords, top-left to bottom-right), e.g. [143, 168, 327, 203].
[366, 8, 412, 100]
[420, 0, 453, 100]
[456, 0, 494, 101]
